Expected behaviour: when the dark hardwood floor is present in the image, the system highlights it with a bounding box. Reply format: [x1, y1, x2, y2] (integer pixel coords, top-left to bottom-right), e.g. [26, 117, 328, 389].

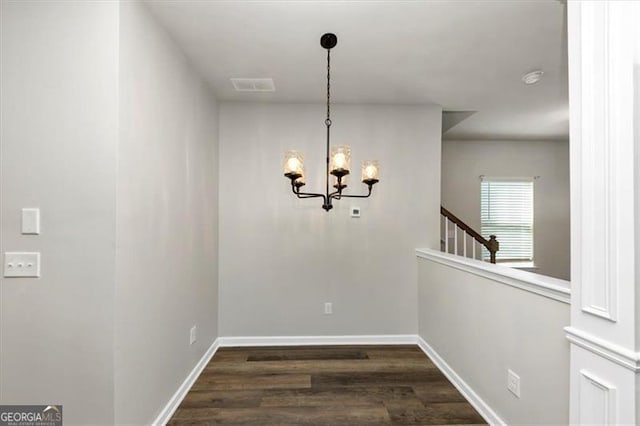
[168, 345, 486, 425]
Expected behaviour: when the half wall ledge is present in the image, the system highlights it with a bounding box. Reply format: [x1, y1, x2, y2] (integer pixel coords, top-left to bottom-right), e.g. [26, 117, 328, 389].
[415, 248, 571, 304]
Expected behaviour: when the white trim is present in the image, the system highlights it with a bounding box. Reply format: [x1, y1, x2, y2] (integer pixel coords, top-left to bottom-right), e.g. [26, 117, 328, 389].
[416, 248, 571, 304]
[152, 338, 221, 426]
[565, 326, 640, 372]
[579, 369, 617, 425]
[416, 336, 506, 426]
[218, 334, 418, 347]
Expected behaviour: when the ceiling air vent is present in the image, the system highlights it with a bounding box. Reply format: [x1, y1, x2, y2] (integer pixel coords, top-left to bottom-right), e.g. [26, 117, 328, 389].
[230, 78, 275, 92]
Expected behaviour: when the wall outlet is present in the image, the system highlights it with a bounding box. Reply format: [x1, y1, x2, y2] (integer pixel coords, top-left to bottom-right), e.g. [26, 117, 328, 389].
[507, 369, 521, 398]
[189, 325, 197, 345]
[324, 302, 333, 315]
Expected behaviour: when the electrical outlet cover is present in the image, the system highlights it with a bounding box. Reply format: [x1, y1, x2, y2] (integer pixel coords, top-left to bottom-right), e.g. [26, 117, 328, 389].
[507, 369, 521, 398]
[190, 325, 197, 345]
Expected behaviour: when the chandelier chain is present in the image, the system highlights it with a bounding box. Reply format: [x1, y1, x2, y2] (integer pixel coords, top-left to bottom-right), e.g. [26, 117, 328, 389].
[326, 49, 331, 127]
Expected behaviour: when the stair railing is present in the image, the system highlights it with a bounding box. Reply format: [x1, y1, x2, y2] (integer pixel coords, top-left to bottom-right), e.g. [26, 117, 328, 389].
[440, 206, 499, 264]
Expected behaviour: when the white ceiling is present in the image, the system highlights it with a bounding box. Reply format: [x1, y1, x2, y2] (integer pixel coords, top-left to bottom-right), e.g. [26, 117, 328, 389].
[145, 0, 569, 141]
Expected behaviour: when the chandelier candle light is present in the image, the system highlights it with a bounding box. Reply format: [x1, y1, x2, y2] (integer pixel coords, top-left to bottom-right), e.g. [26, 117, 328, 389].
[283, 33, 380, 211]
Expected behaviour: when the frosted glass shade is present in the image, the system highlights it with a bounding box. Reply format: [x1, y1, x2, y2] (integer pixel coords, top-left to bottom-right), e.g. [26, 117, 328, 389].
[330, 145, 351, 176]
[361, 160, 379, 184]
[283, 150, 304, 177]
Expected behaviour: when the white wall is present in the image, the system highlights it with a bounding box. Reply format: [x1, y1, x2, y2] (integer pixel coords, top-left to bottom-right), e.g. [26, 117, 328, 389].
[219, 103, 441, 337]
[441, 139, 570, 280]
[115, 2, 219, 424]
[0, 1, 119, 424]
[417, 252, 570, 424]
[1, 2, 219, 424]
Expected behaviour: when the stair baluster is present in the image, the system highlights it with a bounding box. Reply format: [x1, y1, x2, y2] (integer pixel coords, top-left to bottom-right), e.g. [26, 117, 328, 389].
[440, 206, 499, 264]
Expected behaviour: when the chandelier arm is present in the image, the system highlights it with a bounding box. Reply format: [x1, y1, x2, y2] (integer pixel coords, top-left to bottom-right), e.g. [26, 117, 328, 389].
[298, 194, 326, 199]
[329, 185, 374, 200]
[291, 183, 328, 200]
[293, 189, 326, 199]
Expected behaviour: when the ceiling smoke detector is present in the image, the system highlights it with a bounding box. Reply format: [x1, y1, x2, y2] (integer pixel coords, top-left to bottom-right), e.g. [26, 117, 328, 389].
[230, 78, 275, 92]
[522, 70, 544, 85]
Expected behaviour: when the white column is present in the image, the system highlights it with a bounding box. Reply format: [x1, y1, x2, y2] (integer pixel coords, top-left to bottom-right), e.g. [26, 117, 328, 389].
[566, 2, 640, 424]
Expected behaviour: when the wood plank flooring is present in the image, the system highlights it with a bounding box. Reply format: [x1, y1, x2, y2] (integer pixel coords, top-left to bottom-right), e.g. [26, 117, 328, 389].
[168, 345, 486, 425]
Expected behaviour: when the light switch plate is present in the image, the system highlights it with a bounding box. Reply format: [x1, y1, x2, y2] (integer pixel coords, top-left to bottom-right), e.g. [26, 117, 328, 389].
[22, 208, 40, 234]
[4, 252, 40, 277]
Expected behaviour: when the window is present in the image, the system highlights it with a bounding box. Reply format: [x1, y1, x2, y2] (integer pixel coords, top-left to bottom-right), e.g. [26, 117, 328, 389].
[481, 179, 534, 263]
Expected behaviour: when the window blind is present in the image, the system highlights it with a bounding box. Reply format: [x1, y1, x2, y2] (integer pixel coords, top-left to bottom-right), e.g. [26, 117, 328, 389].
[481, 180, 534, 262]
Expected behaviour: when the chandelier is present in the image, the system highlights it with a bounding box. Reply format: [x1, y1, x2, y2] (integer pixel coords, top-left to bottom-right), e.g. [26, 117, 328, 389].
[283, 33, 380, 211]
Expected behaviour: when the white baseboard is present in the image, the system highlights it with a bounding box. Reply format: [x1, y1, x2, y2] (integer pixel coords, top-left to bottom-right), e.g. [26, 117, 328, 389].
[217, 334, 418, 347]
[416, 336, 505, 426]
[152, 337, 221, 426]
